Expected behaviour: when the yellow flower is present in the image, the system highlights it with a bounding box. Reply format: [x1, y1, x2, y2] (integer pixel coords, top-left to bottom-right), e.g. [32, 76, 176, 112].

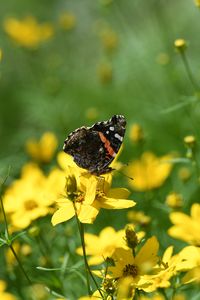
[25, 132, 58, 163]
[76, 226, 145, 265]
[129, 124, 144, 143]
[0, 280, 17, 300]
[3, 16, 53, 49]
[126, 152, 173, 191]
[58, 12, 76, 30]
[6, 242, 31, 270]
[107, 237, 159, 292]
[176, 246, 200, 284]
[52, 157, 135, 225]
[97, 62, 113, 84]
[168, 203, 200, 246]
[100, 28, 118, 53]
[174, 39, 187, 51]
[194, 0, 200, 7]
[165, 192, 183, 209]
[3, 163, 55, 229]
[127, 210, 151, 226]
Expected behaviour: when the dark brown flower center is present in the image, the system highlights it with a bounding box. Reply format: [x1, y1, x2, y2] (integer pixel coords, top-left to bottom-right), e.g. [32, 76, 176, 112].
[24, 200, 38, 211]
[123, 264, 138, 278]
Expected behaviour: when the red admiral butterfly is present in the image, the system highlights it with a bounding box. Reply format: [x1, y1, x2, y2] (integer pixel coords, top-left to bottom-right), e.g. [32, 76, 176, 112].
[63, 115, 126, 176]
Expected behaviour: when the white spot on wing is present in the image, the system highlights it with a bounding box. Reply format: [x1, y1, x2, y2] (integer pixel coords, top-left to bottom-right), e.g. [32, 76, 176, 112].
[106, 130, 109, 134]
[109, 126, 114, 131]
[114, 133, 123, 141]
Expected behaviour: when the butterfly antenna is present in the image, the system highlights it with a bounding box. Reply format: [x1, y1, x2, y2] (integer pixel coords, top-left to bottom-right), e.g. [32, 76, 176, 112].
[115, 169, 134, 180]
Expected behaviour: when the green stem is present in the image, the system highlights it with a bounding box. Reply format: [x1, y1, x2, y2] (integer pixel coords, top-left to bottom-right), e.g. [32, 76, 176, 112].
[73, 202, 91, 295]
[181, 52, 200, 91]
[0, 195, 9, 238]
[9, 244, 33, 285]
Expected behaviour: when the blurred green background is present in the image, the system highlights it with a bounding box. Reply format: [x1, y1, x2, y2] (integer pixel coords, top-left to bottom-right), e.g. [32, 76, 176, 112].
[1, 0, 200, 171]
[1, 0, 200, 299]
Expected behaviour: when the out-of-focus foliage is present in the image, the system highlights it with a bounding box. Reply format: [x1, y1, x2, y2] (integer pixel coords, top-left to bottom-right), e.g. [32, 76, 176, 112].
[1, 0, 200, 299]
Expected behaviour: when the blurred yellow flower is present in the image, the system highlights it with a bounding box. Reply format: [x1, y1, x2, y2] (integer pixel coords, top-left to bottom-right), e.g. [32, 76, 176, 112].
[107, 237, 159, 292]
[25, 132, 58, 163]
[3, 163, 55, 229]
[58, 12, 76, 30]
[52, 156, 135, 225]
[129, 124, 144, 143]
[194, 0, 200, 7]
[174, 39, 187, 51]
[178, 166, 191, 182]
[0, 280, 17, 300]
[126, 152, 173, 191]
[127, 210, 151, 226]
[6, 242, 31, 270]
[165, 192, 183, 209]
[76, 226, 145, 265]
[100, 28, 119, 53]
[85, 107, 98, 120]
[3, 16, 53, 49]
[97, 62, 113, 84]
[168, 203, 200, 246]
[156, 52, 170, 66]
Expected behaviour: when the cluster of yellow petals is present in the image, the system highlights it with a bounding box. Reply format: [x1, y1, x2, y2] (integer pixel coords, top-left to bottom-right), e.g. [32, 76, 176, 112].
[3, 16, 54, 49]
[25, 132, 58, 163]
[3, 163, 64, 230]
[126, 152, 173, 191]
[168, 203, 200, 246]
[52, 152, 136, 225]
[76, 226, 145, 265]
[0, 280, 17, 300]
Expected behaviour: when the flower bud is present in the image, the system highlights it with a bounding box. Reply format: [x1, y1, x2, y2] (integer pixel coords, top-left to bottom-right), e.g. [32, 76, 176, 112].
[174, 39, 187, 52]
[66, 175, 77, 197]
[166, 192, 183, 209]
[125, 224, 138, 249]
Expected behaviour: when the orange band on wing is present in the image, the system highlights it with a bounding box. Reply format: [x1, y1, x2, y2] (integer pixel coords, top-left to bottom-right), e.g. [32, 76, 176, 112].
[98, 132, 116, 157]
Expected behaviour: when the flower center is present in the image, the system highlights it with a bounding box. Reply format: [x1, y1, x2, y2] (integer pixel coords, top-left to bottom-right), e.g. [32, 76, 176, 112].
[24, 199, 38, 211]
[123, 264, 138, 278]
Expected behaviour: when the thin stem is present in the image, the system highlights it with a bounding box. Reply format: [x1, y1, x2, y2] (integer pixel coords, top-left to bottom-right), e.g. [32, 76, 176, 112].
[10, 244, 33, 285]
[80, 223, 104, 298]
[181, 52, 200, 91]
[73, 202, 91, 295]
[0, 195, 9, 238]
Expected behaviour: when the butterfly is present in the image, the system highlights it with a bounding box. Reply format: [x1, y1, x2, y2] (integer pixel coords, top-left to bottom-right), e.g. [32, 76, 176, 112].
[63, 115, 126, 176]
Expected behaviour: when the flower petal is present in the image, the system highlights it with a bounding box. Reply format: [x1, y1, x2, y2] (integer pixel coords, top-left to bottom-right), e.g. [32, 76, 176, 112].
[51, 203, 75, 225]
[100, 196, 136, 209]
[107, 188, 130, 199]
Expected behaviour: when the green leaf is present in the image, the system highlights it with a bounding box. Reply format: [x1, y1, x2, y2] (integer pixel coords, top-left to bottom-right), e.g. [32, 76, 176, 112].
[10, 231, 27, 242]
[36, 266, 62, 272]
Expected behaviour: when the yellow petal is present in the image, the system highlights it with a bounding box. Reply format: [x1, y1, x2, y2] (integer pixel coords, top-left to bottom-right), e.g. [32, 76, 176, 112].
[135, 236, 159, 267]
[100, 197, 136, 209]
[51, 203, 74, 225]
[107, 188, 130, 199]
[78, 203, 99, 224]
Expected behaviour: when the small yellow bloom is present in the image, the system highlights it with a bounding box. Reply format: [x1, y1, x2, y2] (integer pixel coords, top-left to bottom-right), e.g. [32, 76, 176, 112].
[76, 226, 144, 265]
[174, 39, 187, 51]
[108, 237, 159, 292]
[184, 135, 196, 147]
[0, 280, 17, 300]
[25, 132, 58, 163]
[168, 203, 200, 246]
[85, 107, 98, 120]
[58, 12, 76, 30]
[100, 28, 118, 53]
[3, 163, 56, 229]
[126, 152, 173, 191]
[178, 166, 191, 182]
[129, 124, 144, 143]
[3, 16, 54, 49]
[127, 210, 151, 226]
[194, 0, 200, 7]
[165, 192, 183, 209]
[97, 62, 113, 84]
